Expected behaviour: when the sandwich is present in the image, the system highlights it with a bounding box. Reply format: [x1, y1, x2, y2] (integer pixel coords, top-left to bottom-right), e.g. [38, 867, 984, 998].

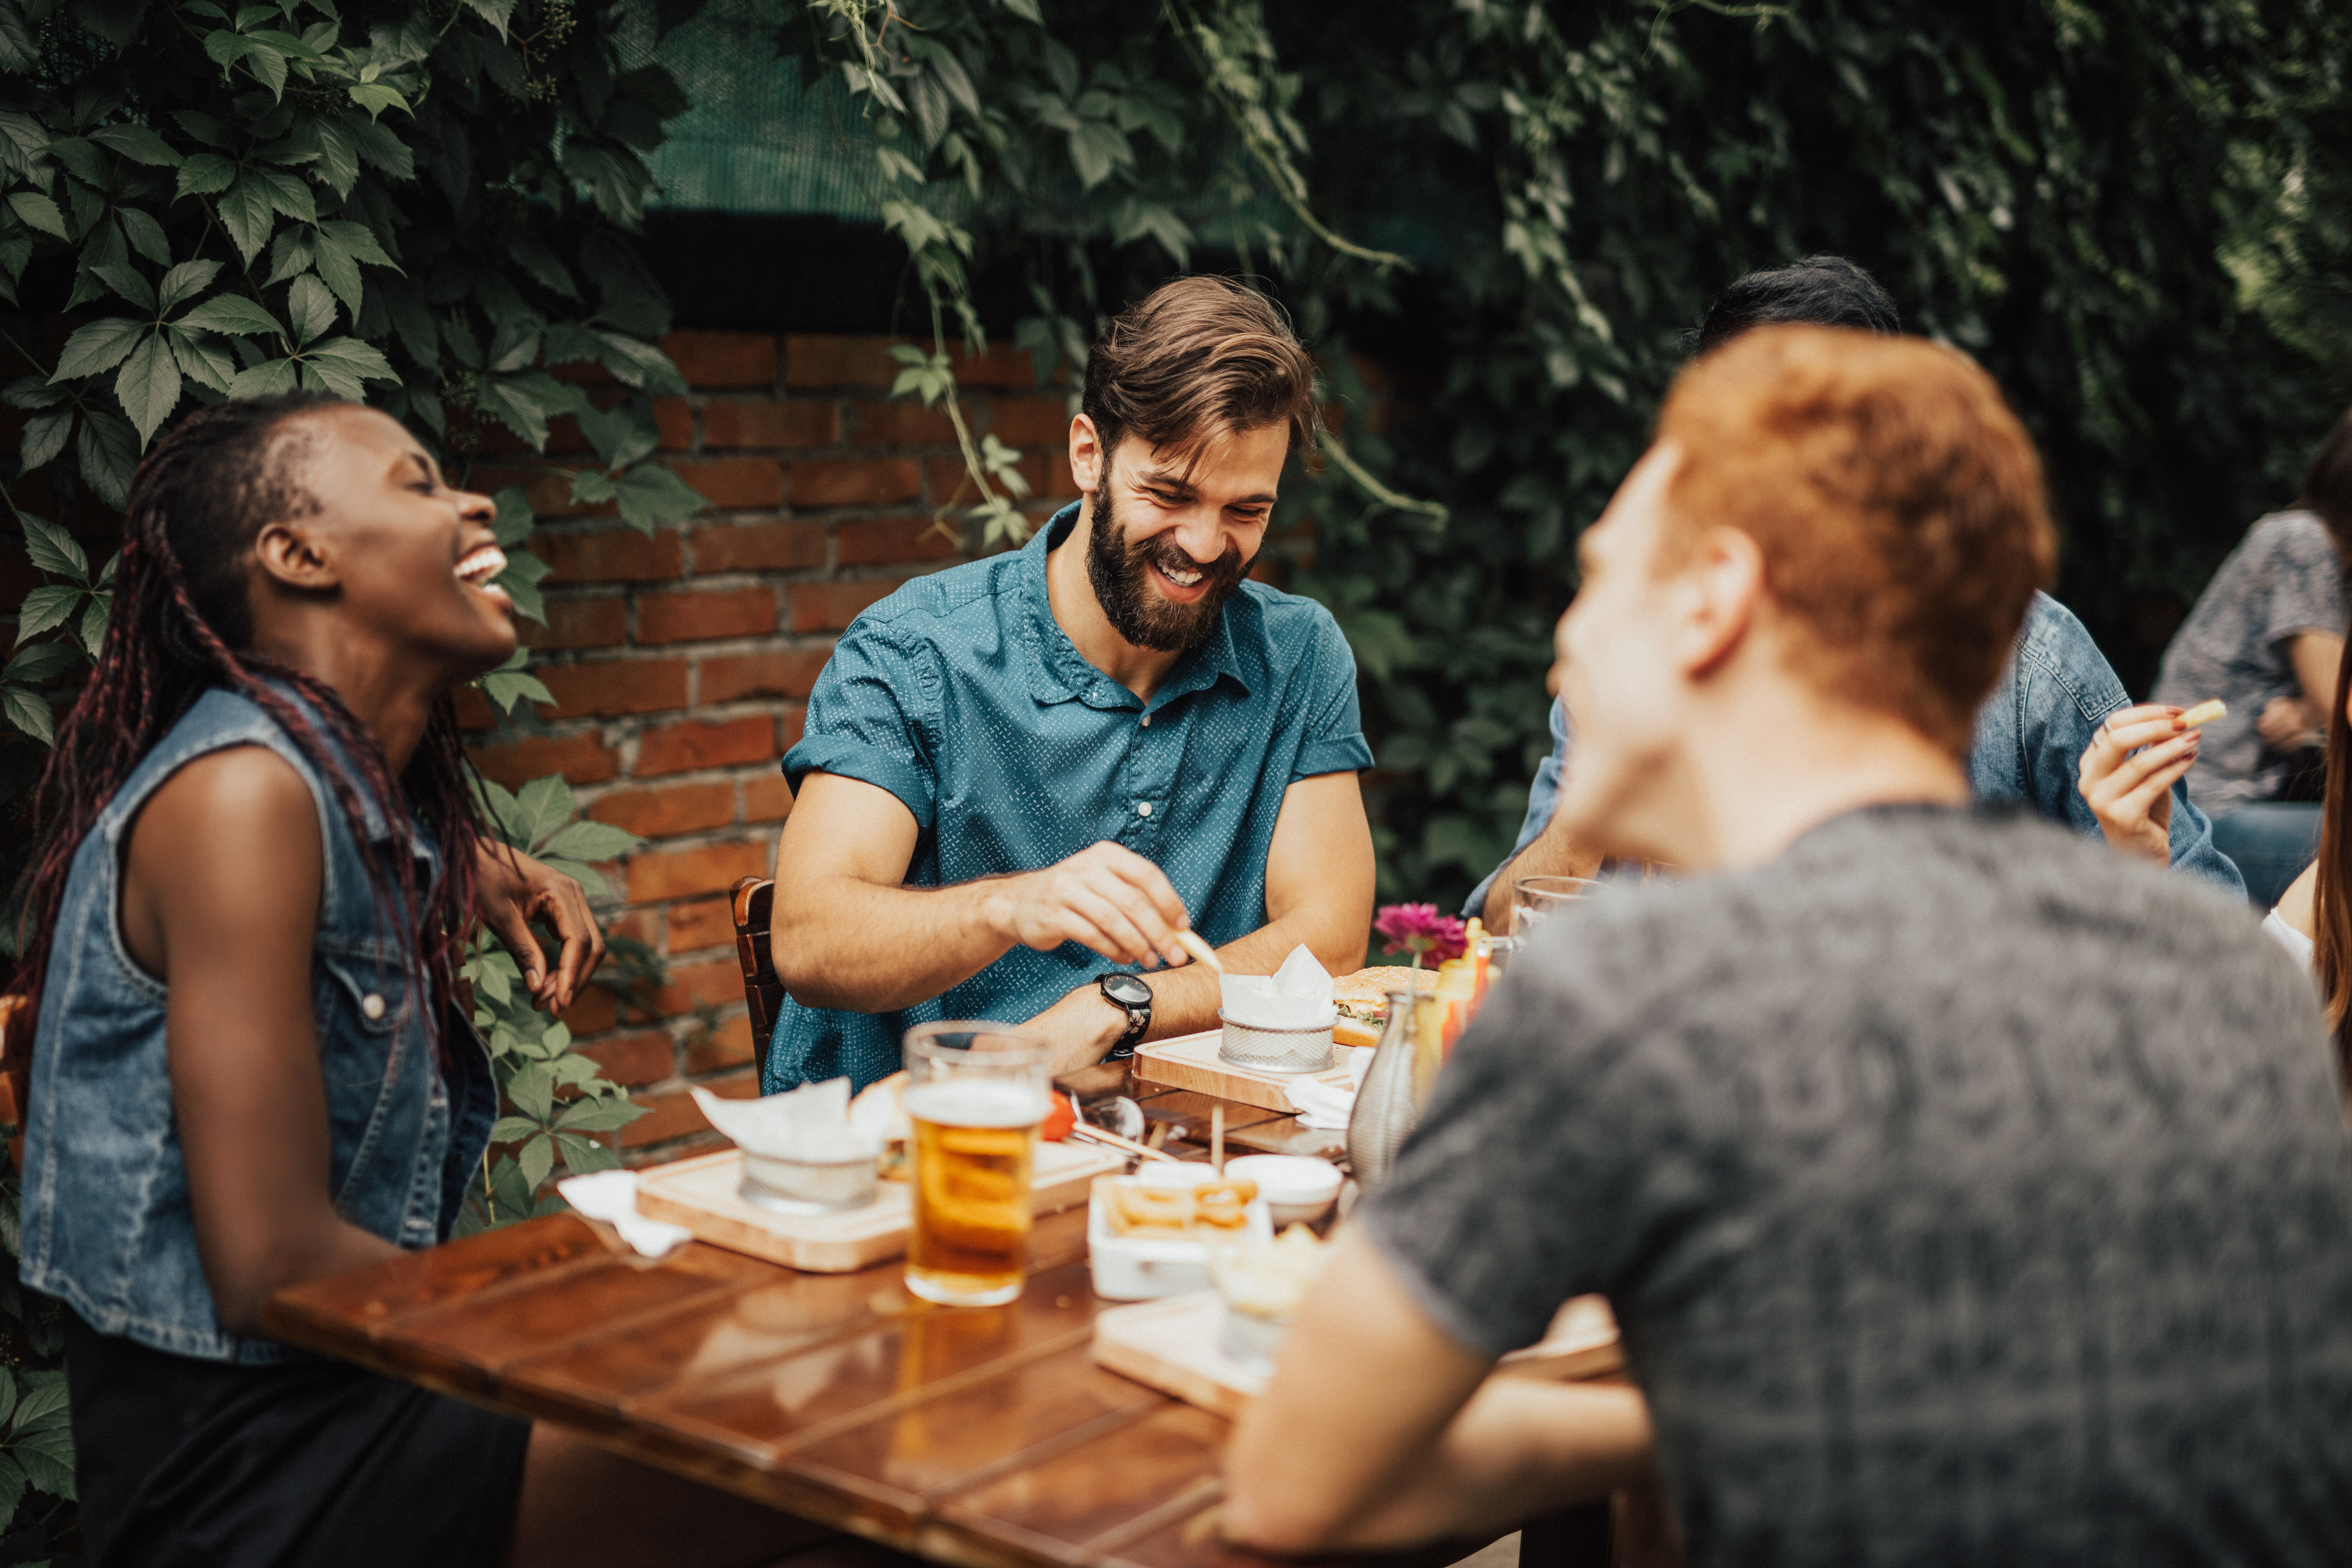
[1332, 965, 1440, 1047]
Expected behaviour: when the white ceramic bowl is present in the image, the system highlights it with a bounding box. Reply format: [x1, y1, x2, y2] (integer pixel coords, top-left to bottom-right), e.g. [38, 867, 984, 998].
[1224, 1155, 1342, 1228]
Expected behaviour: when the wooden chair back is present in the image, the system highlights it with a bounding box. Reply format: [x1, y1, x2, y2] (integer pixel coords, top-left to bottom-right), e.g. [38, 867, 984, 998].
[729, 877, 783, 1061]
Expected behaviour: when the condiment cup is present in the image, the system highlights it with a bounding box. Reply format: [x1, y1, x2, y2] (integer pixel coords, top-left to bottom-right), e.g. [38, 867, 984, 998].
[1223, 1155, 1342, 1228]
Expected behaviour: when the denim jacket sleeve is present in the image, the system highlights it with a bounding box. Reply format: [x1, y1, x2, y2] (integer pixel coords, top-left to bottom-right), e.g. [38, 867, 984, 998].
[1970, 592, 2245, 898]
[1463, 696, 1572, 917]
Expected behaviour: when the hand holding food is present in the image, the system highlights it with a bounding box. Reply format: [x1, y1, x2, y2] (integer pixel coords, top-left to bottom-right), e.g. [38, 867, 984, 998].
[2079, 701, 2202, 867]
[984, 840, 1193, 969]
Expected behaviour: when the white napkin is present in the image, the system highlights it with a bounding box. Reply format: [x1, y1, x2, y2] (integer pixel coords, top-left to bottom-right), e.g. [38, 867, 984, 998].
[692, 1077, 879, 1161]
[1221, 943, 1337, 1028]
[1284, 1048, 1376, 1130]
[557, 1169, 693, 1258]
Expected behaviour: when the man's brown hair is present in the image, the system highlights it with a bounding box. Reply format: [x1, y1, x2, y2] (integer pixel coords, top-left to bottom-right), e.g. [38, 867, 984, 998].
[1082, 276, 1320, 474]
[2300, 404, 2352, 555]
[1656, 324, 2057, 757]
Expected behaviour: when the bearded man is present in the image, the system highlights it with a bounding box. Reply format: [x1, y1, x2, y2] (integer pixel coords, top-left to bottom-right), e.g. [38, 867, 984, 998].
[763, 278, 1375, 1091]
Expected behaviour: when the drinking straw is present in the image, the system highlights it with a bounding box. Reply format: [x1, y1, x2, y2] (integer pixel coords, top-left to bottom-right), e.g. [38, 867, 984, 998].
[1213, 1107, 1225, 1176]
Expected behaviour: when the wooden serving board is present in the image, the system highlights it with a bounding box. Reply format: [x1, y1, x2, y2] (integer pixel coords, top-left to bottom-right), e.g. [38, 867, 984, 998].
[1132, 1027, 1359, 1115]
[1092, 1291, 1621, 1418]
[635, 1139, 1125, 1274]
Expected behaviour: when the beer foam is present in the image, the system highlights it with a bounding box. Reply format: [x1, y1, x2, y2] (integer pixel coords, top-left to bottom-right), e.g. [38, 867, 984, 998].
[903, 1079, 1051, 1129]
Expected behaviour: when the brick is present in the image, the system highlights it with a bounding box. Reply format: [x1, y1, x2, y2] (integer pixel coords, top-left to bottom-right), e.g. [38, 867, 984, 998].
[704, 399, 839, 450]
[837, 514, 961, 567]
[690, 520, 825, 573]
[684, 1021, 757, 1075]
[520, 595, 628, 651]
[583, 1030, 676, 1088]
[779, 705, 807, 752]
[926, 455, 973, 508]
[536, 659, 690, 718]
[539, 527, 682, 584]
[741, 771, 796, 823]
[452, 687, 495, 730]
[1040, 450, 1080, 500]
[653, 397, 693, 450]
[653, 957, 752, 1017]
[669, 457, 785, 511]
[698, 649, 830, 705]
[850, 399, 962, 446]
[666, 895, 736, 953]
[635, 715, 778, 778]
[988, 396, 1073, 447]
[625, 840, 769, 905]
[469, 732, 620, 789]
[561, 983, 623, 1035]
[942, 340, 1039, 388]
[620, 1069, 758, 1148]
[637, 586, 778, 646]
[469, 466, 586, 519]
[660, 330, 778, 389]
[788, 457, 921, 508]
[783, 334, 898, 389]
[590, 781, 737, 838]
[789, 578, 906, 634]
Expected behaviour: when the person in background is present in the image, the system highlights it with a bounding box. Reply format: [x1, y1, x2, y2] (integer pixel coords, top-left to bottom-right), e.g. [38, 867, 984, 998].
[764, 277, 1375, 1091]
[1226, 326, 2352, 1565]
[1469, 256, 2242, 925]
[2250, 623, 2352, 1051]
[15, 394, 837, 1568]
[2151, 407, 2352, 907]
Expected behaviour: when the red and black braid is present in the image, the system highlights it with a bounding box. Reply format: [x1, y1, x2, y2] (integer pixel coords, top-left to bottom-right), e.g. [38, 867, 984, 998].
[7, 392, 486, 1060]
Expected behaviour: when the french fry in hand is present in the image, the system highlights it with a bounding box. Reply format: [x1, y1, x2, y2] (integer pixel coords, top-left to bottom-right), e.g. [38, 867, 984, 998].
[2179, 698, 2227, 729]
[1174, 928, 1224, 973]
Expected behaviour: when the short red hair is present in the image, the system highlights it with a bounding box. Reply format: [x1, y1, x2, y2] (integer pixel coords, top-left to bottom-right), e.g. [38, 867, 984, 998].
[1656, 325, 2056, 756]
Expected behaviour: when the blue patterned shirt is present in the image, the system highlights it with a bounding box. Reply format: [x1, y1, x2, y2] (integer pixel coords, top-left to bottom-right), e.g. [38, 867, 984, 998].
[765, 502, 1374, 1092]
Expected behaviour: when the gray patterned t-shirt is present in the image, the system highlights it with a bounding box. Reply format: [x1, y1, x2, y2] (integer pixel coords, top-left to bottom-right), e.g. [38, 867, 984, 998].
[1367, 805, 2352, 1567]
[2154, 510, 2347, 812]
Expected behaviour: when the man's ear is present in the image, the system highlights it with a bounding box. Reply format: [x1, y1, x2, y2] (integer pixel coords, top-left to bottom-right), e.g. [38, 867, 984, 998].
[1674, 524, 1762, 679]
[251, 520, 338, 594]
[1068, 413, 1105, 499]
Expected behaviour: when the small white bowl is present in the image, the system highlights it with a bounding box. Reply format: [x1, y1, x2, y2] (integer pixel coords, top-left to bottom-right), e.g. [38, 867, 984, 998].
[1224, 1155, 1342, 1228]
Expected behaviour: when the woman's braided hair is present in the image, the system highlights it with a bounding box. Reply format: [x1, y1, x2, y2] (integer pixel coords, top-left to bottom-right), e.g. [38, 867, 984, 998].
[7, 392, 488, 1054]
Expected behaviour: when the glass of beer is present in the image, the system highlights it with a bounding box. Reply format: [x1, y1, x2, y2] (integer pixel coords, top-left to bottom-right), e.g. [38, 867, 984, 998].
[901, 1023, 1052, 1307]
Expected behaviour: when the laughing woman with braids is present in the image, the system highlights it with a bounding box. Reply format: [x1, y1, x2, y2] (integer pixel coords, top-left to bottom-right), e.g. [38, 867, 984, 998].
[7, 396, 824, 1568]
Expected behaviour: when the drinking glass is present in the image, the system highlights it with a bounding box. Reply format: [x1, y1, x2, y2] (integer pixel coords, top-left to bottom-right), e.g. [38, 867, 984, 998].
[1511, 874, 1602, 938]
[901, 1023, 1052, 1307]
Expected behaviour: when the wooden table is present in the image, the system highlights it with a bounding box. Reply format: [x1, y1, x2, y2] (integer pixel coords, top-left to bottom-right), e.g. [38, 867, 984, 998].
[263, 1065, 1615, 1568]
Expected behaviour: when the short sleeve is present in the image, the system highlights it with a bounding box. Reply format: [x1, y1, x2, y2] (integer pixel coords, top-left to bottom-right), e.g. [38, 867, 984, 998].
[780, 626, 939, 830]
[1360, 911, 1672, 1357]
[2258, 519, 2350, 652]
[1290, 611, 1375, 779]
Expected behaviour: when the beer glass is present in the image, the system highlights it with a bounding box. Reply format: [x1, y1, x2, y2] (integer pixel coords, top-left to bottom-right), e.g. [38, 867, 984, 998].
[901, 1023, 1052, 1307]
[1510, 874, 1601, 938]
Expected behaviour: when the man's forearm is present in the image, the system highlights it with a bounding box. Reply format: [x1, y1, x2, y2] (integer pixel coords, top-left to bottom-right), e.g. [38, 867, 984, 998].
[1304, 1380, 1654, 1552]
[1480, 814, 1606, 932]
[772, 874, 1015, 1012]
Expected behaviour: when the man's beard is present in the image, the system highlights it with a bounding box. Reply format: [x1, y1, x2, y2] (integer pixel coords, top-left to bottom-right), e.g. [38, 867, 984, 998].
[1085, 483, 1247, 653]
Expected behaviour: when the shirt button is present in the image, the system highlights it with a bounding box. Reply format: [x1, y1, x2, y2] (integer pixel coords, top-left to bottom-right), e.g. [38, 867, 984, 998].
[1140, 714, 1152, 727]
[1136, 802, 1152, 817]
[361, 993, 387, 1021]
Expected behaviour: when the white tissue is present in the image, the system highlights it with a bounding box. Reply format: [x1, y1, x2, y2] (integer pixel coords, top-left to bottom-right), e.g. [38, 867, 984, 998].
[1284, 1050, 1372, 1130]
[557, 1169, 693, 1258]
[692, 1078, 880, 1162]
[1220, 943, 1337, 1029]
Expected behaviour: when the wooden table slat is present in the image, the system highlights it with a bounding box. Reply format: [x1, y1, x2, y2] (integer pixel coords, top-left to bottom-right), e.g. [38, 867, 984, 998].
[261, 1213, 609, 1352]
[935, 1401, 1231, 1564]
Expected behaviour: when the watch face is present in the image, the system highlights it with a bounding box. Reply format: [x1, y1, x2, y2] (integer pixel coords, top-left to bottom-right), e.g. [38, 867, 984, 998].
[1101, 973, 1152, 1007]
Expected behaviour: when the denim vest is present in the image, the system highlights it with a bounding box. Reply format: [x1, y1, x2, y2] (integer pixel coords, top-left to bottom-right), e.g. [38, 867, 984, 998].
[18, 687, 498, 1363]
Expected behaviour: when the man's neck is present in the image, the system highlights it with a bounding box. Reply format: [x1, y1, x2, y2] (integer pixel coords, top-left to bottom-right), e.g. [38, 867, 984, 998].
[1045, 503, 1189, 702]
[1617, 694, 1972, 873]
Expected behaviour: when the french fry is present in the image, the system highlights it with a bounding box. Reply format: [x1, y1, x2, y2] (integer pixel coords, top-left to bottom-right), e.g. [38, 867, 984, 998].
[1174, 928, 1224, 973]
[2179, 698, 2227, 729]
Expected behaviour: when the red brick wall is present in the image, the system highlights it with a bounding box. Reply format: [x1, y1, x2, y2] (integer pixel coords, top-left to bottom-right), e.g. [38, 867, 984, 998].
[461, 331, 1081, 1166]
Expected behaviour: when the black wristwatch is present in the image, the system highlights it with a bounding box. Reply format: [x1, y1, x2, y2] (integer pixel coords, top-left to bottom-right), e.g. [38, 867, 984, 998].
[1096, 971, 1153, 1061]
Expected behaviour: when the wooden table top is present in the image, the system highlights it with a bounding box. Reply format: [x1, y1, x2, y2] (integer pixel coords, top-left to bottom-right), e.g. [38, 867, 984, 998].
[260, 1065, 1576, 1568]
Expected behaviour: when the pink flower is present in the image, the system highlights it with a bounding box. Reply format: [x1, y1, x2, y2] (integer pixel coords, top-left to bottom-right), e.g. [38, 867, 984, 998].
[1373, 903, 1467, 968]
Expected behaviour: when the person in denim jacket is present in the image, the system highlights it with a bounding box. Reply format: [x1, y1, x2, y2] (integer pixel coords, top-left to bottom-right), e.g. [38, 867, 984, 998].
[11, 395, 821, 1568]
[1468, 259, 2243, 920]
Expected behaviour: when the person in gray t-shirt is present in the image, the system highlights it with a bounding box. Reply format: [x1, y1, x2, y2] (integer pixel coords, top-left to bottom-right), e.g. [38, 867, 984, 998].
[1223, 327, 2352, 1565]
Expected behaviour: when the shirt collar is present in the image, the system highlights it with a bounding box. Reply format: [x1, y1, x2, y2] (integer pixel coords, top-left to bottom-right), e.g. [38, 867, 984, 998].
[1020, 502, 1253, 710]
